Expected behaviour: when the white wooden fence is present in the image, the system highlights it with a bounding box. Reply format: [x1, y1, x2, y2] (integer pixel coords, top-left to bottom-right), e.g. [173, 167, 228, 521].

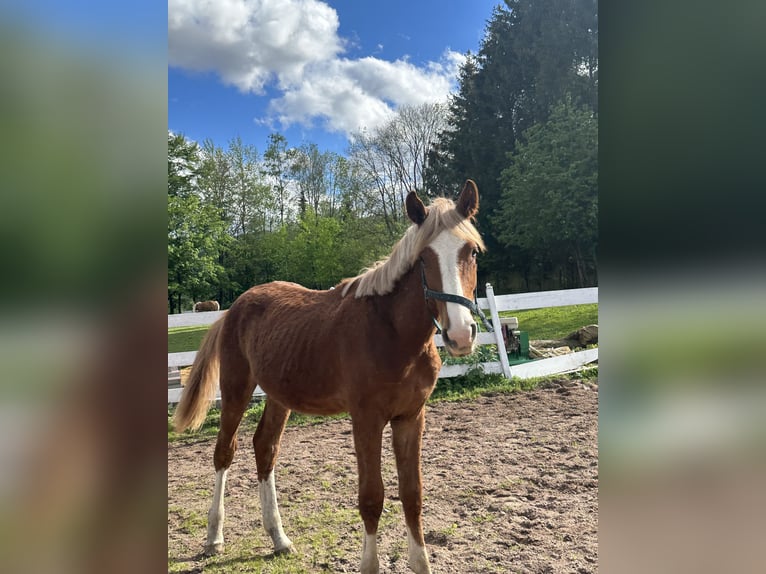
[168, 285, 597, 403]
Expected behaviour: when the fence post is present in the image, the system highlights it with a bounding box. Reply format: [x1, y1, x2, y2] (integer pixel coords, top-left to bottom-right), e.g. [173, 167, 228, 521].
[485, 283, 512, 379]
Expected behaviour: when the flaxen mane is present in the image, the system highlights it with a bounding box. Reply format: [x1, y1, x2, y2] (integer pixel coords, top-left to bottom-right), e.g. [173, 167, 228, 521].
[341, 197, 485, 298]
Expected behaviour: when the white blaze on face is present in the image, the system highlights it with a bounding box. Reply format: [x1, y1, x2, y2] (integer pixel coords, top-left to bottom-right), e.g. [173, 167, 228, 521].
[430, 230, 474, 349]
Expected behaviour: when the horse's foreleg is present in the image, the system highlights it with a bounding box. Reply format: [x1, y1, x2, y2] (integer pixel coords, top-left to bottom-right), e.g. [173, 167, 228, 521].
[253, 399, 294, 555]
[352, 415, 386, 574]
[391, 408, 431, 574]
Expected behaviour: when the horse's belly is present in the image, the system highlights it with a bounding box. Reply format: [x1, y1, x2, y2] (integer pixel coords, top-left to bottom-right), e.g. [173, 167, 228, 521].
[260, 383, 347, 416]
[253, 361, 347, 416]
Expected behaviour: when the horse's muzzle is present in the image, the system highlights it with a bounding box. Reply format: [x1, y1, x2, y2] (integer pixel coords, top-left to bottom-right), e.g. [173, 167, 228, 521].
[443, 323, 477, 357]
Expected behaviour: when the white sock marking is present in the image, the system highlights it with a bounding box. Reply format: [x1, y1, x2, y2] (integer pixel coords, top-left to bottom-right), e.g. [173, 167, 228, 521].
[361, 531, 379, 574]
[206, 468, 228, 548]
[406, 526, 431, 574]
[259, 470, 293, 551]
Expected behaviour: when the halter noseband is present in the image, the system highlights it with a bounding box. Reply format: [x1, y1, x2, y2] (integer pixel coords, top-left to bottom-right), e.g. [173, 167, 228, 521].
[420, 259, 494, 333]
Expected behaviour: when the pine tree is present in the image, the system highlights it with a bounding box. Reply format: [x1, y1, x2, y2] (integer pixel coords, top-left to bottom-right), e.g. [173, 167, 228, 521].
[427, 0, 598, 289]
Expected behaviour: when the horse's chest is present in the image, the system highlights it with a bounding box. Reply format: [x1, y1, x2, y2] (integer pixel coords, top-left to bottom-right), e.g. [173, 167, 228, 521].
[374, 352, 440, 389]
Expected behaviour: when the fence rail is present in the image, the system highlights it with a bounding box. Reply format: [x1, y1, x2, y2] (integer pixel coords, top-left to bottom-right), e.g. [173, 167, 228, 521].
[168, 286, 597, 403]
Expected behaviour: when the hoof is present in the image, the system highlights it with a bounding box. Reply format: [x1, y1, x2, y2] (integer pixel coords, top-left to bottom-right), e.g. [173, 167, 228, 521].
[204, 542, 224, 556]
[408, 548, 431, 574]
[274, 543, 296, 556]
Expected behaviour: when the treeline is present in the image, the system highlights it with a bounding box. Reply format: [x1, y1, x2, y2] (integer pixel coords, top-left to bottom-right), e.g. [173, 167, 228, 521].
[168, 0, 598, 313]
[168, 103, 447, 313]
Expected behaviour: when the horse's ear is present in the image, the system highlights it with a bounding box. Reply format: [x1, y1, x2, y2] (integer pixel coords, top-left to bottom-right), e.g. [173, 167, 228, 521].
[456, 179, 479, 218]
[406, 191, 427, 225]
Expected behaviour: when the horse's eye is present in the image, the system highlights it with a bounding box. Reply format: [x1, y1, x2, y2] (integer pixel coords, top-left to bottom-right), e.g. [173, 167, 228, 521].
[471, 249, 478, 258]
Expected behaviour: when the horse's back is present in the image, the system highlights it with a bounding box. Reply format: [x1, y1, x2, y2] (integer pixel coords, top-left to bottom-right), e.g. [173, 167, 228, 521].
[229, 281, 338, 320]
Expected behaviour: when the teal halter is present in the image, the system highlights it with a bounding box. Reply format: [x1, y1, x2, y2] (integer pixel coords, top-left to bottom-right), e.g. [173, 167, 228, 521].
[419, 259, 494, 333]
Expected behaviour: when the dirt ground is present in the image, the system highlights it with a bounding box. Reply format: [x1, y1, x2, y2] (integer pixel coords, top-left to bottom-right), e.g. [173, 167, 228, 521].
[168, 381, 598, 573]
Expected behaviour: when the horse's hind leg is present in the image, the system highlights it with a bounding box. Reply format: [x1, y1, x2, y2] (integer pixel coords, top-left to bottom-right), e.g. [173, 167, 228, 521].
[204, 360, 254, 555]
[253, 398, 295, 554]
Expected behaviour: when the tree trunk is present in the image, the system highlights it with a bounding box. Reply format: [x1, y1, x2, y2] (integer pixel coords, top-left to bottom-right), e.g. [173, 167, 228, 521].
[573, 243, 587, 287]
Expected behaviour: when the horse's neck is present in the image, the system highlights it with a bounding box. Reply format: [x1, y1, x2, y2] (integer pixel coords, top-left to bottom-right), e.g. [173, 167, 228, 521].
[377, 265, 436, 353]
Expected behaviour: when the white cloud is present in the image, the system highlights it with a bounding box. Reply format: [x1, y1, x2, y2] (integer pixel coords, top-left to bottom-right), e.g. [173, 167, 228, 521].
[169, 0, 466, 136]
[169, 0, 342, 92]
[269, 51, 466, 134]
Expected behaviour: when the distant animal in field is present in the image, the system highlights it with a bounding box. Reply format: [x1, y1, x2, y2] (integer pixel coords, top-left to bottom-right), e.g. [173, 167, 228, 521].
[194, 300, 220, 312]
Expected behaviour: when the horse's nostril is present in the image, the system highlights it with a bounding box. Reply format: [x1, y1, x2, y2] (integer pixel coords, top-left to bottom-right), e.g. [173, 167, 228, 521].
[470, 323, 477, 341]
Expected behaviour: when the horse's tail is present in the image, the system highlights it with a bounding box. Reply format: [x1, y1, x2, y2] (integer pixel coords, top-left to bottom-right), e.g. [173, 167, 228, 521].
[173, 316, 225, 432]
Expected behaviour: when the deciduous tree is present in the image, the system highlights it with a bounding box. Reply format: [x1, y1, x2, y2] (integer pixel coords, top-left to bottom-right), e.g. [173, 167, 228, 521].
[167, 132, 229, 312]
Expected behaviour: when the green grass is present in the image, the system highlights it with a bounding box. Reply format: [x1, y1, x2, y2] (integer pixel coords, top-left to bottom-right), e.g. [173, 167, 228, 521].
[169, 502, 364, 573]
[437, 303, 597, 367]
[503, 303, 598, 340]
[168, 325, 209, 353]
[429, 366, 597, 403]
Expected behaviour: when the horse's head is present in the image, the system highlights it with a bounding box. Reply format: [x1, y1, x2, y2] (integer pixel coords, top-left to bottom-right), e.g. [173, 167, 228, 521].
[407, 180, 484, 357]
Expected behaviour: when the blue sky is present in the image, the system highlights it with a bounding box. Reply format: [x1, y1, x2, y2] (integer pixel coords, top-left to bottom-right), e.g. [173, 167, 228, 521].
[169, 0, 501, 155]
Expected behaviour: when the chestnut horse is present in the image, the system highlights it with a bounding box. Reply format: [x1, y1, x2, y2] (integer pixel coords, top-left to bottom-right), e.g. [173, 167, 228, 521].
[173, 181, 486, 574]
